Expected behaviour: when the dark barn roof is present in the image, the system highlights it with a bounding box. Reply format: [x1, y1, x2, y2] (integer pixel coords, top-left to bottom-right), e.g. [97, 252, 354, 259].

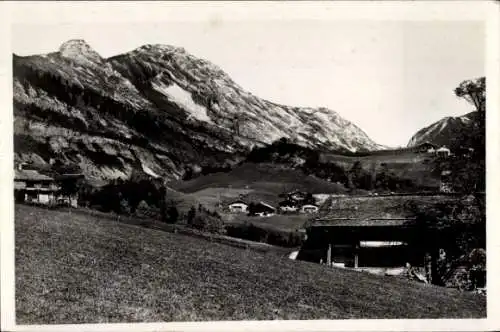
[316, 194, 462, 221]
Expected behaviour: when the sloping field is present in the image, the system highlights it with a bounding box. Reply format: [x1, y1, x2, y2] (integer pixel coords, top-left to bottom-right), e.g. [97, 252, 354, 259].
[320, 152, 440, 190]
[15, 204, 485, 323]
[164, 186, 200, 215]
[224, 214, 312, 232]
[320, 151, 430, 164]
[169, 162, 347, 195]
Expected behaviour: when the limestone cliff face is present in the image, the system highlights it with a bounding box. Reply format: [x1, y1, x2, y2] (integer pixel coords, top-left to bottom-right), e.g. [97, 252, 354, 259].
[13, 39, 382, 184]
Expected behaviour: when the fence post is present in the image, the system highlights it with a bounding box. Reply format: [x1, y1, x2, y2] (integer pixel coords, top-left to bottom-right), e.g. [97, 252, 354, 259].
[326, 243, 332, 266]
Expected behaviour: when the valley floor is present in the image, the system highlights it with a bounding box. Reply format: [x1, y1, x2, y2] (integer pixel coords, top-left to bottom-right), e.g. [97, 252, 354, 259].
[15, 204, 485, 324]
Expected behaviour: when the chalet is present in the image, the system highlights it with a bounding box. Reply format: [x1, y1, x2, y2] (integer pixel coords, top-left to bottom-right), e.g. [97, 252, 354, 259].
[279, 200, 299, 213]
[248, 201, 276, 217]
[228, 200, 248, 213]
[287, 190, 307, 202]
[14, 168, 59, 205]
[436, 146, 451, 158]
[300, 204, 319, 214]
[14, 164, 82, 207]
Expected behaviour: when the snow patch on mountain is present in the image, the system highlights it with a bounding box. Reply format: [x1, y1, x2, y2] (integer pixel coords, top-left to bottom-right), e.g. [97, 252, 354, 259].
[142, 164, 160, 178]
[151, 80, 212, 123]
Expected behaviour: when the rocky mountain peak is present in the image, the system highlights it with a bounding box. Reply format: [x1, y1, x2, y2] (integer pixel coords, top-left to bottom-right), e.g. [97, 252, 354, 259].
[59, 39, 104, 64]
[134, 44, 186, 54]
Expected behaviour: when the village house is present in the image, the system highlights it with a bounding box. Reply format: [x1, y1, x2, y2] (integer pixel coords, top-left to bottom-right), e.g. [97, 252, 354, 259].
[436, 146, 451, 158]
[14, 167, 59, 205]
[228, 200, 248, 213]
[248, 201, 276, 217]
[288, 190, 307, 202]
[278, 200, 299, 213]
[300, 204, 319, 214]
[14, 163, 81, 207]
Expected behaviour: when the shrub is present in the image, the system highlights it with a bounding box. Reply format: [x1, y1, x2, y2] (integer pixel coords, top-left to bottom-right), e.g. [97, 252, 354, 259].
[225, 223, 304, 248]
[186, 205, 225, 234]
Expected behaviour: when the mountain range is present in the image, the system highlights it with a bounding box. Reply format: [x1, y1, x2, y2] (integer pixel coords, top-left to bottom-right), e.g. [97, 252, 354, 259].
[407, 111, 478, 149]
[13, 39, 384, 183]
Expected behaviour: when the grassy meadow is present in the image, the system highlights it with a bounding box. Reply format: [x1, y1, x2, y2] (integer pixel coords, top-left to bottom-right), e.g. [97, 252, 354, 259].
[15, 204, 485, 323]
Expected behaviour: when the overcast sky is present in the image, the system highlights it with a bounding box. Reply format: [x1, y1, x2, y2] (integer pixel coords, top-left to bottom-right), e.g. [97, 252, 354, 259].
[12, 19, 485, 147]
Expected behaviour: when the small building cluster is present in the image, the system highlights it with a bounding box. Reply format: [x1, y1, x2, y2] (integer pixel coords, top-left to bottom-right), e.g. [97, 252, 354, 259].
[278, 190, 319, 214]
[226, 190, 319, 217]
[418, 142, 451, 158]
[227, 200, 276, 217]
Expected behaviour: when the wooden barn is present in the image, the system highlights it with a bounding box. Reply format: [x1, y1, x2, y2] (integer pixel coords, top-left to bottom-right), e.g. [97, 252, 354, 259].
[298, 218, 424, 269]
[248, 201, 276, 217]
[296, 194, 483, 282]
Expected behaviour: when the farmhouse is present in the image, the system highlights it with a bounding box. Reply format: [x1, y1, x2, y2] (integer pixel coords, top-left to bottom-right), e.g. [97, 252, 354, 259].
[228, 200, 248, 213]
[278, 200, 299, 213]
[436, 146, 451, 158]
[249, 201, 276, 217]
[300, 204, 319, 214]
[288, 190, 307, 202]
[14, 164, 81, 207]
[14, 168, 59, 205]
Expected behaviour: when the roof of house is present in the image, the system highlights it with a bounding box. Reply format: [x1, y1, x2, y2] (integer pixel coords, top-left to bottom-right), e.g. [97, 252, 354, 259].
[14, 169, 54, 181]
[301, 204, 318, 208]
[229, 200, 248, 206]
[258, 201, 276, 211]
[309, 194, 464, 227]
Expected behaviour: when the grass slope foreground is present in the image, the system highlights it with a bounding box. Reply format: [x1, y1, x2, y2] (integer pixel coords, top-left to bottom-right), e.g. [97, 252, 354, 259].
[15, 205, 485, 324]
